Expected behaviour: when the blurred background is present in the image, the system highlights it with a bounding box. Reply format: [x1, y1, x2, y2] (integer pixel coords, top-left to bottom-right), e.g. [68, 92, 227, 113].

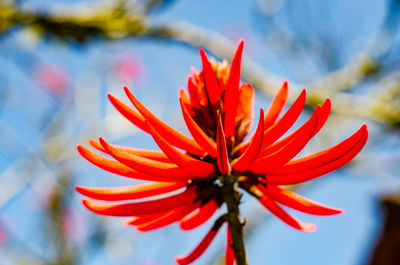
[1, 0, 400, 264]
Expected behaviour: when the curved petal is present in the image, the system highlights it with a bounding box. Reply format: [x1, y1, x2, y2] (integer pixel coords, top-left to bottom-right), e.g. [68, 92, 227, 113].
[216, 113, 231, 175]
[108, 93, 148, 133]
[88, 139, 171, 162]
[258, 185, 343, 216]
[266, 128, 368, 185]
[135, 203, 200, 232]
[175, 218, 224, 265]
[75, 181, 187, 201]
[179, 91, 217, 157]
[199, 49, 220, 103]
[224, 40, 244, 138]
[257, 99, 330, 159]
[124, 87, 205, 156]
[261, 89, 306, 149]
[188, 74, 207, 106]
[269, 124, 367, 175]
[187, 76, 201, 109]
[249, 109, 319, 175]
[258, 196, 316, 232]
[226, 225, 235, 265]
[232, 109, 264, 172]
[146, 121, 215, 177]
[82, 188, 197, 217]
[264, 80, 288, 129]
[77, 145, 177, 182]
[179, 200, 219, 230]
[99, 138, 194, 180]
[125, 211, 171, 226]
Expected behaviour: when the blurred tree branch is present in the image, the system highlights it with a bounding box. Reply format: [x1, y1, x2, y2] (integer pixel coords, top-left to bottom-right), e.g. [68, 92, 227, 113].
[1, 2, 400, 124]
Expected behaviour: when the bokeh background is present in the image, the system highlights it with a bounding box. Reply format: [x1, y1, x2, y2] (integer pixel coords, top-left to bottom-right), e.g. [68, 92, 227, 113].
[1, 0, 400, 264]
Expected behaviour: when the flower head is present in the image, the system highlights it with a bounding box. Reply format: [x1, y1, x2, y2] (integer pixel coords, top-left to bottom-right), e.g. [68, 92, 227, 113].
[76, 40, 368, 264]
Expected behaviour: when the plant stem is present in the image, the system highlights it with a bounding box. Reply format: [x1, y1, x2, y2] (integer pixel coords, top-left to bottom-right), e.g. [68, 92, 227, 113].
[222, 175, 247, 265]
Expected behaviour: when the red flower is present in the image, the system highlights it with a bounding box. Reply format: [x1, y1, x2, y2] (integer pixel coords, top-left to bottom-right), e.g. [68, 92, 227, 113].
[76, 40, 368, 264]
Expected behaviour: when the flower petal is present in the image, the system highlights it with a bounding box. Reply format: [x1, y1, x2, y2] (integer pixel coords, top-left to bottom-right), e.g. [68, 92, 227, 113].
[257, 99, 330, 158]
[264, 80, 288, 129]
[179, 200, 219, 230]
[88, 139, 171, 162]
[99, 138, 194, 180]
[124, 87, 205, 156]
[77, 145, 177, 182]
[187, 77, 202, 109]
[108, 93, 148, 133]
[82, 188, 197, 216]
[135, 203, 200, 232]
[125, 212, 170, 226]
[175, 218, 225, 265]
[258, 185, 343, 215]
[266, 127, 368, 185]
[75, 181, 187, 201]
[269, 124, 367, 175]
[311, 98, 331, 138]
[188, 74, 207, 106]
[224, 40, 244, 138]
[199, 49, 220, 103]
[179, 90, 217, 157]
[249, 109, 319, 175]
[146, 121, 215, 178]
[257, 195, 316, 232]
[216, 113, 231, 175]
[232, 109, 264, 172]
[226, 225, 235, 265]
[261, 89, 306, 149]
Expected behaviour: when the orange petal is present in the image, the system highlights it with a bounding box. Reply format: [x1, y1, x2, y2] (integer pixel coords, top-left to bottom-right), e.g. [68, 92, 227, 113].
[186, 77, 201, 108]
[264, 80, 288, 129]
[266, 128, 368, 185]
[224, 40, 244, 138]
[257, 99, 330, 159]
[258, 196, 316, 232]
[124, 212, 171, 226]
[258, 185, 343, 216]
[188, 75, 207, 106]
[261, 89, 306, 149]
[235, 83, 255, 138]
[135, 203, 200, 232]
[269, 124, 367, 175]
[232, 109, 264, 172]
[146, 121, 215, 178]
[311, 99, 331, 138]
[88, 139, 172, 162]
[216, 113, 231, 175]
[77, 145, 177, 182]
[75, 181, 187, 201]
[225, 225, 235, 265]
[180, 87, 192, 107]
[179, 200, 219, 230]
[249, 109, 319, 175]
[82, 188, 197, 216]
[199, 49, 220, 103]
[124, 87, 205, 156]
[108, 93, 148, 133]
[175, 219, 224, 265]
[238, 89, 306, 154]
[179, 90, 217, 157]
[99, 138, 194, 180]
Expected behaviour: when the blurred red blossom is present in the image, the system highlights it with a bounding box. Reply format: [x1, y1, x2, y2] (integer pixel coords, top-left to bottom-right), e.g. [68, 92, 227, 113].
[77, 40, 367, 264]
[33, 63, 70, 97]
[112, 53, 145, 85]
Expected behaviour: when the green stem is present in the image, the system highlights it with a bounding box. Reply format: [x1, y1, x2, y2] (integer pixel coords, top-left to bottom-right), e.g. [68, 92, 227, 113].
[222, 175, 248, 265]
